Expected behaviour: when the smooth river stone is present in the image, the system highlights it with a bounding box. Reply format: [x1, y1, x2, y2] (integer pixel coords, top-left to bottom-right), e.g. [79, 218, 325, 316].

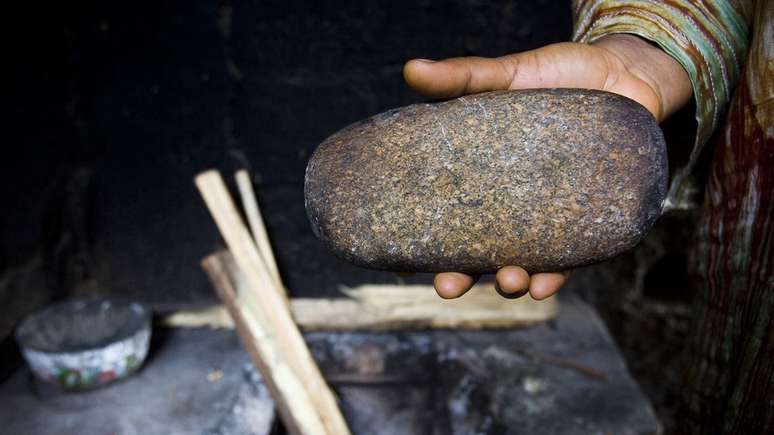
[305, 89, 667, 274]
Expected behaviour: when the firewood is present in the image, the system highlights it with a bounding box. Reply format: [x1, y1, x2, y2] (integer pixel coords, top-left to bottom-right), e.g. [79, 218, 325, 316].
[234, 170, 283, 290]
[201, 256, 326, 435]
[169, 251, 559, 331]
[195, 170, 350, 435]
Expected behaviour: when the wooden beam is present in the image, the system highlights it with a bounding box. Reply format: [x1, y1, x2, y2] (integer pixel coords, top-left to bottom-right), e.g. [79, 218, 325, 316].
[234, 169, 283, 289]
[167, 251, 559, 331]
[201, 256, 326, 435]
[195, 170, 350, 435]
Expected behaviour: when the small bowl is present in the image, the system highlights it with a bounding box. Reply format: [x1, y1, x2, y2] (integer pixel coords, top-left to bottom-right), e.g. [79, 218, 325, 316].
[15, 297, 151, 390]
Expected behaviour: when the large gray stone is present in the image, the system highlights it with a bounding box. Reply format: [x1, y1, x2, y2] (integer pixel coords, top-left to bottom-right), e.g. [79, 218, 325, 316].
[305, 89, 668, 273]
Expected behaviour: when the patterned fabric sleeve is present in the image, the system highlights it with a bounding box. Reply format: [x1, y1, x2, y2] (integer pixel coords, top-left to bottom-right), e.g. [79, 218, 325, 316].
[572, 0, 752, 208]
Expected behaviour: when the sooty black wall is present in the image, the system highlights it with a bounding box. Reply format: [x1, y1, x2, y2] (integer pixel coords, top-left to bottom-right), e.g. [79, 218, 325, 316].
[4, 1, 572, 327]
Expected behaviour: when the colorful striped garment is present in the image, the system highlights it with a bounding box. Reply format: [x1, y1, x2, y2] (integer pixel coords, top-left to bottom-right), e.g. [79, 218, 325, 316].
[572, 0, 753, 208]
[574, 1, 773, 432]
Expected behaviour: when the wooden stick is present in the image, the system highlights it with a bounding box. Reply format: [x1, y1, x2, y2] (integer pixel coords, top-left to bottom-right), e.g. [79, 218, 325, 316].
[202, 256, 326, 435]
[297, 286, 557, 330]
[195, 170, 350, 435]
[234, 170, 283, 288]
[168, 251, 559, 331]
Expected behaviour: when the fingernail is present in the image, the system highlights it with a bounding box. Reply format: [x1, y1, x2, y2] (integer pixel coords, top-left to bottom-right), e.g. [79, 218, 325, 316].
[495, 282, 528, 299]
[415, 58, 436, 64]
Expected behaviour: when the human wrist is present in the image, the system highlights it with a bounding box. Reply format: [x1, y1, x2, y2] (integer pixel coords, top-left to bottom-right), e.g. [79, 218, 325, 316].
[592, 34, 692, 121]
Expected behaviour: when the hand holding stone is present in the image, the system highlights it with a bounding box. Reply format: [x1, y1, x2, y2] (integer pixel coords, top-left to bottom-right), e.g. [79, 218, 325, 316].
[401, 35, 692, 299]
[305, 35, 692, 300]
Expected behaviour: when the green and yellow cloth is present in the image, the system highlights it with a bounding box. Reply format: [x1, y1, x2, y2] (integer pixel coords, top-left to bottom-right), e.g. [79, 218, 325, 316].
[572, 0, 754, 209]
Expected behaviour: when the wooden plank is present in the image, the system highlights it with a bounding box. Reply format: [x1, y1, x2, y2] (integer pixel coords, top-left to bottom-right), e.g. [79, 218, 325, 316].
[195, 170, 350, 435]
[201, 256, 325, 435]
[166, 251, 559, 331]
[234, 170, 283, 289]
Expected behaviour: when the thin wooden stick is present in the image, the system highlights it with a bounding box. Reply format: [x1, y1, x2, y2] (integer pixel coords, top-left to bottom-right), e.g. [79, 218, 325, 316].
[234, 169, 283, 288]
[195, 170, 350, 435]
[202, 256, 326, 435]
[169, 252, 560, 331]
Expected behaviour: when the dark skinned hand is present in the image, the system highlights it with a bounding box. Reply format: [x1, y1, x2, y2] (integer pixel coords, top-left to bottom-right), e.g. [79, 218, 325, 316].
[403, 35, 692, 300]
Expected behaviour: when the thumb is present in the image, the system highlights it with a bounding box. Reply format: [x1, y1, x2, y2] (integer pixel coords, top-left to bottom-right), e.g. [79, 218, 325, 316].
[403, 57, 516, 99]
[404, 43, 613, 100]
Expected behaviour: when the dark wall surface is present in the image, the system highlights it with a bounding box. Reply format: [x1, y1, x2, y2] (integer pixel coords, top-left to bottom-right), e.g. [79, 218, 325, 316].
[5, 0, 573, 308]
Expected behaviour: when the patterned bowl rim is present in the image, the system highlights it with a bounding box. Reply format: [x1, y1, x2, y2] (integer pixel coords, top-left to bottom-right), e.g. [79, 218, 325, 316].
[15, 297, 151, 355]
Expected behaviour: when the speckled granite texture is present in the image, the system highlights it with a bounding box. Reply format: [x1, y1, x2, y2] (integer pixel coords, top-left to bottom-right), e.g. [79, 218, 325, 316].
[305, 89, 667, 273]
